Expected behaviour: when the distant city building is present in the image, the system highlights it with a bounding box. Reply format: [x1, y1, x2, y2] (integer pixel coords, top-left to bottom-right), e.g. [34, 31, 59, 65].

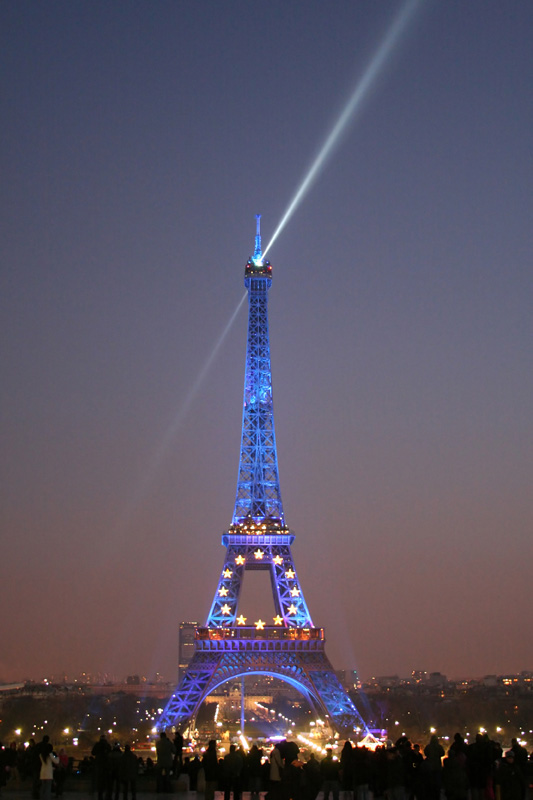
[375, 675, 401, 689]
[335, 670, 360, 690]
[426, 672, 447, 687]
[410, 671, 448, 687]
[500, 673, 532, 687]
[179, 621, 198, 680]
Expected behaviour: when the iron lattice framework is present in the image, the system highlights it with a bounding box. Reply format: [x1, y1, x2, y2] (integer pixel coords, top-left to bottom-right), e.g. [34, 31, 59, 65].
[158, 217, 367, 735]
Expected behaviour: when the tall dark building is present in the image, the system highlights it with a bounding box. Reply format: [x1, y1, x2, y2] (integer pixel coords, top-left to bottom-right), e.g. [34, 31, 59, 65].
[178, 621, 198, 680]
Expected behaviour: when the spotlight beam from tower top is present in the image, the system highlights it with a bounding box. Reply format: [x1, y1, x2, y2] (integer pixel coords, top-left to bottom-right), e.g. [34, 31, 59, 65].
[261, 0, 421, 261]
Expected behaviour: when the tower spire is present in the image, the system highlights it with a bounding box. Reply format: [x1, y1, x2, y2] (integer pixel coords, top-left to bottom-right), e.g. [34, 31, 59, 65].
[234, 217, 282, 526]
[253, 213, 262, 264]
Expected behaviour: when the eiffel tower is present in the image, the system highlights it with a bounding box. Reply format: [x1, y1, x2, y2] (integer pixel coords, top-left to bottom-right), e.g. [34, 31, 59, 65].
[158, 218, 367, 736]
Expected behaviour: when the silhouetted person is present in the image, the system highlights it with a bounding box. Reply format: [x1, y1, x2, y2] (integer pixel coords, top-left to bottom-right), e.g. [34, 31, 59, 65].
[54, 749, 69, 797]
[202, 740, 220, 800]
[107, 742, 122, 800]
[409, 744, 425, 800]
[321, 748, 340, 800]
[442, 749, 468, 800]
[449, 735, 464, 759]
[340, 742, 354, 800]
[155, 732, 175, 793]
[352, 746, 372, 800]
[269, 743, 284, 800]
[384, 747, 407, 800]
[145, 757, 155, 775]
[467, 734, 493, 800]
[5, 741, 20, 789]
[119, 744, 138, 800]
[39, 742, 59, 800]
[248, 744, 263, 800]
[495, 751, 526, 800]
[32, 736, 51, 800]
[92, 735, 112, 800]
[223, 744, 243, 800]
[422, 736, 444, 800]
[173, 730, 184, 777]
[189, 755, 202, 790]
[0, 741, 7, 794]
[303, 753, 322, 800]
[510, 740, 528, 774]
[281, 741, 304, 800]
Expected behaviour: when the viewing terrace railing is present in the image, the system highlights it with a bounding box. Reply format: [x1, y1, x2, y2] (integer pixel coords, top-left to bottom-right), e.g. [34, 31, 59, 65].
[194, 626, 325, 651]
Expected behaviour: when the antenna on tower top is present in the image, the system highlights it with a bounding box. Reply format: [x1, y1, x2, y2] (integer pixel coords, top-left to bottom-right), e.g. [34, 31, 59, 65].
[253, 214, 262, 264]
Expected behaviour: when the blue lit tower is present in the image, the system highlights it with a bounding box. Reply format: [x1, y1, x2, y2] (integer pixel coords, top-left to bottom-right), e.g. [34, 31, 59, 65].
[232, 215, 285, 529]
[157, 218, 367, 735]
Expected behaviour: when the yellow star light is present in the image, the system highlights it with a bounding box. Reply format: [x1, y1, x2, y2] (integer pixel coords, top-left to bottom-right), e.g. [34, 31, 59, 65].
[290, 587, 300, 597]
[273, 555, 283, 565]
[273, 615, 283, 625]
[288, 604, 298, 615]
[223, 569, 233, 578]
[253, 549, 264, 560]
[221, 604, 231, 615]
[255, 619, 265, 630]
[285, 569, 295, 579]
[235, 555, 245, 565]
[237, 615, 247, 625]
[218, 587, 228, 597]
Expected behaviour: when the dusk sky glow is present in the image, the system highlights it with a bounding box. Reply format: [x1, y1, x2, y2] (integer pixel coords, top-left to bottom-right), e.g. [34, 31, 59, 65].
[1, 1, 532, 685]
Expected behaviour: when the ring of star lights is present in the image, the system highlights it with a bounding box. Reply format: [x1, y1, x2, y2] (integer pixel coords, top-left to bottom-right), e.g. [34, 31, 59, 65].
[203, 538, 316, 631]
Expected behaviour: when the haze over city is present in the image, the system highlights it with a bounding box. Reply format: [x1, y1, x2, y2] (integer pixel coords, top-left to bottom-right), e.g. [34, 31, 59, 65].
[1, 1, 532, 686]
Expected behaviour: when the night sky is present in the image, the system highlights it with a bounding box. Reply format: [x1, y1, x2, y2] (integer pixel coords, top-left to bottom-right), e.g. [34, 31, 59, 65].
[1, 1, 532, 685]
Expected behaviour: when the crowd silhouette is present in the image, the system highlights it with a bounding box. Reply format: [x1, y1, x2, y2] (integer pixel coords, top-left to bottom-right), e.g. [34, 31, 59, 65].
[0, 732, 531, 800]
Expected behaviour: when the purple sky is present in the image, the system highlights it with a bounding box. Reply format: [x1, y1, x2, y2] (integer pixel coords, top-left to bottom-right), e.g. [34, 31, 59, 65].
[1, 1, 532, 685]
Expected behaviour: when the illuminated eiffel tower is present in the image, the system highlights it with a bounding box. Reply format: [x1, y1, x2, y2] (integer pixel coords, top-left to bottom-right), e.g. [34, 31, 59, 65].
[158, 218, 367, 735]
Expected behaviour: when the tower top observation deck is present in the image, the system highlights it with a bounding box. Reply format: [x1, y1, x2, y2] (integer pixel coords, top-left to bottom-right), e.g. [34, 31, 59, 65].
[245, 214, 272, 282]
